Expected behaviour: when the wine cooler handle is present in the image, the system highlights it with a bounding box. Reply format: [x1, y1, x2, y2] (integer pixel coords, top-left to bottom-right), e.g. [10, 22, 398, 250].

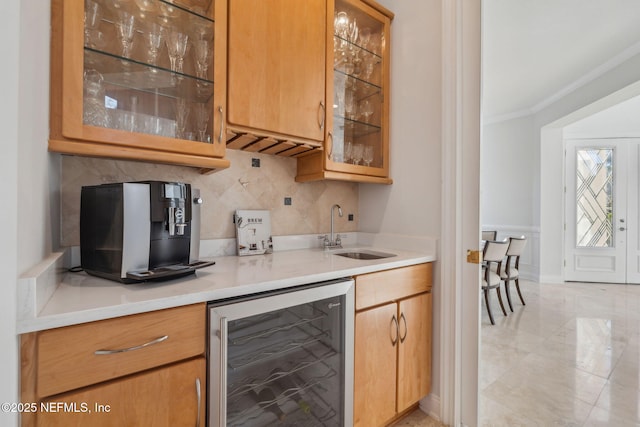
[399, 312, 408, 343]
[195, 377, 201, 427]
[94, 335, 168, 355]
[390, 314, 399, 345]
[218, 106, 224, 144]
[220, 317, 228, 427]
[327, 132, 333, 160]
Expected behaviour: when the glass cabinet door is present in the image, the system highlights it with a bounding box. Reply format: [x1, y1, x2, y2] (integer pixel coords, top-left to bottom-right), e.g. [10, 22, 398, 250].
[81, 0, 215, 141]
[326, 0, 389, 177]
[51, 0, 228, 166]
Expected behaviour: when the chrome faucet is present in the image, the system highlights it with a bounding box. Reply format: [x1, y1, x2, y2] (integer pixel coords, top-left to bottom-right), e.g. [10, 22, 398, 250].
[327, 204, 343, 249]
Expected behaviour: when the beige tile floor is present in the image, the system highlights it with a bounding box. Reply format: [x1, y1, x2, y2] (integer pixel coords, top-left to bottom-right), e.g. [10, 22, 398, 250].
[480, 280, 640, 426]
[392, 279, 640, 427]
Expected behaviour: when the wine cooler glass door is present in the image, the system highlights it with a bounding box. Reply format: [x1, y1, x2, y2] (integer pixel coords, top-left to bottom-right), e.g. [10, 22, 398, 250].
[208, 279, 354, 427]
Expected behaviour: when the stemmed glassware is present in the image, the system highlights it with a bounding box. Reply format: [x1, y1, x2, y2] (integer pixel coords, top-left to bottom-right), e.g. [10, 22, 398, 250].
[363, 145, 374, 166]
[351, 143, 364, 165]
[84, 0, 104, 49]
[360, 98, 373, 122]
[116, 10, 136, 59]
[194, 103, 210, 142]
[193, 38, 211, 80]
[344, 141, 353, 164]
[166, 29, 189, 74]
[145, 22, 164, 66]
[175, 98, 190, 139]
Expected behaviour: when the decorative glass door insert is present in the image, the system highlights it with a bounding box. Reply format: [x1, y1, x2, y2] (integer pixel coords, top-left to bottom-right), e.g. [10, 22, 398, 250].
[575, 148, 614, 248]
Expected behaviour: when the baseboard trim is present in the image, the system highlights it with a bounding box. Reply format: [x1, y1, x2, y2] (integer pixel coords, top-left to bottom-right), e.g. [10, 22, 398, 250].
[538, 275, 564, 284]
[419, 393, 441, 422]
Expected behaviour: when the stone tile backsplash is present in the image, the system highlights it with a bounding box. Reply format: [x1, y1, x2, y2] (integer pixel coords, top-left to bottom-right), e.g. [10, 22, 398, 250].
[60, 150, 359, 247]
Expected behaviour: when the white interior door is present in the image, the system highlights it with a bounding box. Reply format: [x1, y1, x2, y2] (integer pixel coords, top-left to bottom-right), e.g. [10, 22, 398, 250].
[564, 139, 640, 283]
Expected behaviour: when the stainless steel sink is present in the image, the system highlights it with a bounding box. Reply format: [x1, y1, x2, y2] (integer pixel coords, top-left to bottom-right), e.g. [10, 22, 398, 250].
[333, 250, 396, 260]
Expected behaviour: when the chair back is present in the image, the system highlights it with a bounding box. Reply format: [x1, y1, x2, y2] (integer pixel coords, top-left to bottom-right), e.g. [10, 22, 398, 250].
[506, 236, 527, 256]
[482, 230, 497, 241]
[483, 239, 509, 262]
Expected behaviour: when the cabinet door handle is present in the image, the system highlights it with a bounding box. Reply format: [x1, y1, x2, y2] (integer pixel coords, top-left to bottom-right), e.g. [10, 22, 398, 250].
[399, 312, 408, 343]
[390, 314, 399, 346]
[318, 101, 326, 130]
[94, 335, 168, 355]
[327, 132, 333, 160]
[218, 106, 224, 144]
[195, 377, 201, 427]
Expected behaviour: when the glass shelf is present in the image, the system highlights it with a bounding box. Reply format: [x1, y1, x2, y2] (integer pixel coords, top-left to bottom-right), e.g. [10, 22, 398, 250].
[333, 115, 381, 138]
[85, 48, 213, 102]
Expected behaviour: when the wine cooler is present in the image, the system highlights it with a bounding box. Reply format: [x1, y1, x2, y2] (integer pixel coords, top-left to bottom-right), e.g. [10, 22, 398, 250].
[208, 278, 355, 426]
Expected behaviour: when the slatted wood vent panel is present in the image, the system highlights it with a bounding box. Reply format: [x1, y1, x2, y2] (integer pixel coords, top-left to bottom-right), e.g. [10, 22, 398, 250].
[226, 130, 323, 158]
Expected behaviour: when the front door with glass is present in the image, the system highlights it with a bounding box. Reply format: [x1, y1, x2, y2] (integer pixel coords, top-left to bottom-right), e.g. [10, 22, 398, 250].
[564, 139, 640, 283]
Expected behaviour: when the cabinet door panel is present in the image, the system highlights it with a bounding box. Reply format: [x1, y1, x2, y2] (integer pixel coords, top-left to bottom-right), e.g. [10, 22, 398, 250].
[397, 292, 432, 411]
[227, 0, 326, 141]
[354, 303, 397, 427]
[37, 358, 205, 427]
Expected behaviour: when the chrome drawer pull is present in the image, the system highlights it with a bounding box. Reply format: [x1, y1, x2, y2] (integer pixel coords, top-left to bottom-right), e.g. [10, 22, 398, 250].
[399, 312, 408, 343]
[94, 335, 169, 355]
[390, 314, 399, 345]
[195, 377, 201, 427]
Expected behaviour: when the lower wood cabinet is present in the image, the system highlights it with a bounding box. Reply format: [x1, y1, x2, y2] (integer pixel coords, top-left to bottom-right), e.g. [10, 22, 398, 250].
[353, 263, 433, 427]
[20, 303, 206, 427]
[36, 357, 205, 427]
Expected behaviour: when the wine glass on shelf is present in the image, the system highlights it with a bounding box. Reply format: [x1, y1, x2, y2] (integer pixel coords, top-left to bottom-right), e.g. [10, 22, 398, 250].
[363, 145, 374, 167]
[116, 10, 136, 59]
[344, 140, 353, 164]
[174, 98, 190, 140]
[359, 27, 372, 51]
[84, 0, 104, 49]
[145, 21, 164, 66]
[344, 90, 356, 120]
[194, 103, 210, 142]
[351, 143, 364, 165]
[360, 98, 373, 123]
[166, 29, 189, 74]
[193, 38, 211, 80]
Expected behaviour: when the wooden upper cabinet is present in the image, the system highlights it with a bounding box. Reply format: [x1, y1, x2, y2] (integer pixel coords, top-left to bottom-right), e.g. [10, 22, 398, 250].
[227, 0, 326, 143]
[49, 0, 229, 173]
[296, 0, 393, 185]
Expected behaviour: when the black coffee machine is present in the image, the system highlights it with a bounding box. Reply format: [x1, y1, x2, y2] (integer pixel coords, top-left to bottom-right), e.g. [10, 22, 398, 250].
[80, 181, 213, 283]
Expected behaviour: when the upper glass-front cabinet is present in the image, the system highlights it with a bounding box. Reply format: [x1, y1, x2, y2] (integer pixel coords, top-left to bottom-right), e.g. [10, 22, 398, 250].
[296, 0, 392, 184]
[49, 0, 229, 172]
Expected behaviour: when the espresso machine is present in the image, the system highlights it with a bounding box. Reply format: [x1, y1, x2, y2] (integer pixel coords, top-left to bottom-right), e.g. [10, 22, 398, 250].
[80, 181, 214, 283]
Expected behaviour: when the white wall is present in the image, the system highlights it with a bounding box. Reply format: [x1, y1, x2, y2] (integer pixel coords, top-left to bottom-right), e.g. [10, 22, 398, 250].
[1, 3, 55, 426]
[359, 0, 443, 416]
[481, 116, 536, 226]
[0, 2, 21, 426]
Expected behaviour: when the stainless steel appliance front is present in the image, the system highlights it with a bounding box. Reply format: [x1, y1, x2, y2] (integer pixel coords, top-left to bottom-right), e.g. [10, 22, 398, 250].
[208, 279, 354, 426]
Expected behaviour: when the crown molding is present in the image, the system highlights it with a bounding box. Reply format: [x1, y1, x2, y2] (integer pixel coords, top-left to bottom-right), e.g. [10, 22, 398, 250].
[483, 39, 640, 126]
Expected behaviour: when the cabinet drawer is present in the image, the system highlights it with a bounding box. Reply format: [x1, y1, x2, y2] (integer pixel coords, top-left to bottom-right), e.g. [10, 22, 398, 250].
[36, 303, 205, 397]
[355, 263, 432, 311]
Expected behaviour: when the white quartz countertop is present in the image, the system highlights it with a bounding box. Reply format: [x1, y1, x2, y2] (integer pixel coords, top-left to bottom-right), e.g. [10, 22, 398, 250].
[18, 246, 435, 333]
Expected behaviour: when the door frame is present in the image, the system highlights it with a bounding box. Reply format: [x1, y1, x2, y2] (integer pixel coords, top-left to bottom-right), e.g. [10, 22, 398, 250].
[441, 0, 482, 426]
